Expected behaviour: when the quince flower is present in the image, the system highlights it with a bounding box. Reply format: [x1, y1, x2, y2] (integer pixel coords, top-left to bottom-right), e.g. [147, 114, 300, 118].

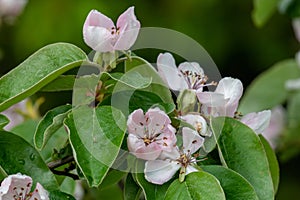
[144, 127, 204, 184]
[240, 110, 271, 134]
[0, 173, 49, 200]
[127, 108, 177, 160]
[157, 53, 212, 91]
[83, 7, 140, 52]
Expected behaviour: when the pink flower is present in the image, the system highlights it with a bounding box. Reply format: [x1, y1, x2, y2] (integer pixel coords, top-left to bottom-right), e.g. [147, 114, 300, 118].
[157, 53, 210, 91]
[0, 0, 27, 19]
[0, 173, 49, 200]
[127, 108, 177, 160]
[83, 7, 140, 52]
[197, 77, 243, 117]
[144, 127, 204, 184]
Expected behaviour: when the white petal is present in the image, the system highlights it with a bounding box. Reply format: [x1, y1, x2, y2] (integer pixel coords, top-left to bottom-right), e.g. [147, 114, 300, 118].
[182, 127, 204, 154]
[292, 18, 300, 43]
[144, 160, 180, 185]
[263, 106, 286, 149]
[215, 77, 243, 117]
[29, 183, 49, 200]
[83, 26, 114, 52]
[241, 110, 271, 134]
[157, 53, 188, 90]
[178, 62, 204, 77]
[185, 165, 198, 175]
[180, 114, 208, 136]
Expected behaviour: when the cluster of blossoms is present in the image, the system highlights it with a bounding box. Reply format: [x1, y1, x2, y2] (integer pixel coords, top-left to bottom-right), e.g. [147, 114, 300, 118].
[0, 173, 48, 200]
[82, 7, 275, 184]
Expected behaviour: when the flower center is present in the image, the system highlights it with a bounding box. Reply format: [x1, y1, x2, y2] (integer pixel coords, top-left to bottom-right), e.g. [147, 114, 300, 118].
[111, 27, 120, 35]
[176, 151, 196, 168]
[180, 70, 217, 90]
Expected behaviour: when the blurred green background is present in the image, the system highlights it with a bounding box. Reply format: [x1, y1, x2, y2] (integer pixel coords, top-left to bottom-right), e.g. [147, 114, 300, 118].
[0, 0, 299, 199]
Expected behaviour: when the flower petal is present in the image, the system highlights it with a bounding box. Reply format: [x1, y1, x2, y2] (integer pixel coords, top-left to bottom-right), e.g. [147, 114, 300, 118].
[114, 7, 140, 50]
[182, 127, 204, 154]
[144, 160, 180, 185]
[127, 109, 146, 138]
[240, 110, 271, 134]
[185, 166, 198, 175]
[292, 17, 300, 43]
[180, 114, 208, 136]
[83, 10, 115, 52]
[156, 125, 177, 152]
[178, 62, 204, 77]
[215, 77, 243, 117]
[157, 53, 188, 90]
[29, 183, 49, 200]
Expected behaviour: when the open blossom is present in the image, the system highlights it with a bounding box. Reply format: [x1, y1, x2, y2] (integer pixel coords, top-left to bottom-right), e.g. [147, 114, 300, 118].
[83, 7, 140, 52]
[0, 173, 49, 200]
[180, 114, 211, 137]
[157, 53, 211, 91]
[0, 0, 27, 22]
[144, 127, 204, 184]
[127, 108, 176, 160]
[197, 77, 243, 117]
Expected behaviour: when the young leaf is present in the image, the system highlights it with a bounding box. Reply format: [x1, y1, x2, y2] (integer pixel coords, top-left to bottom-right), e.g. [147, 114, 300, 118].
[0, 114, 9, 129]
[259, 135, 280, 193]
[217, 117, 274, 200]
[0, 131, 58, 190]
[64, 106, 126, 187]
[239, 59, 300, 114]
[164, 171, 226, 200]
[34, 104, 72, 150]
[49, 190, 76, 200]
[0, 43, 87, 112]
[202, 165, 259, 200]
[252, 0, 278, 27]
[124, 173, 142, 200]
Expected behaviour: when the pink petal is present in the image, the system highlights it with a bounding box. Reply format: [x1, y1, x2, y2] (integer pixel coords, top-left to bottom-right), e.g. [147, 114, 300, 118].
[127, 109, 146, 138]
[29, 183, 49, 200]
[146, 108, 172, 134]
[114, 7, 141, 50]
[127, 134, 162, 160]
[185, 166, 198, 175]
[144, 160, 180, 185]
[156, 125, 177, 152]
[0, 173, 32, 199]
[157, 53, 188, 91]
[240, 110, 271, 134]
[83, 10, 115, 52]
[182, 127, 204, 154]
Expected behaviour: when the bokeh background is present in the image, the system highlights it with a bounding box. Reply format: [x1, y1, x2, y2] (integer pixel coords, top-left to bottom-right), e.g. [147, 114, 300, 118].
[0, 0, 299, 199]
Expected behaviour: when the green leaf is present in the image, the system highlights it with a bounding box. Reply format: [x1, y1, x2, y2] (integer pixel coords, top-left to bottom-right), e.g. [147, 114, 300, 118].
[259, 135, 280, 193]
[99, 169, 127, 190]
[34, 104, 72, 150]
[252, 0, 278, 27]
[134, 160, 171, 200]
[239, 59, 300, 114]
[40, 75, 76, 92]
[164, 171, 226, 200]
[0, 43, 87, 111]
[202, 165, 259, 200]
[0, 131, 58, 190]
[64, 106, 126, 187]
[217, 117, 274, 200]
[49, 190, 76, 200]
[279, 0, 300, 18]
[287, 91, 300, 128]
[0, 114, 9, 129]
[124, 173, 142, 200]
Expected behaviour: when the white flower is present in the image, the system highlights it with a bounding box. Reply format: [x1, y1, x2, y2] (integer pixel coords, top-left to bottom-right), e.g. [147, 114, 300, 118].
[180, 114, 211, 137]
[197, 77, 243, 117]
[156, 53, 210, 91]
[0, 173, 49, 200]
[144, 127, 204, 184]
